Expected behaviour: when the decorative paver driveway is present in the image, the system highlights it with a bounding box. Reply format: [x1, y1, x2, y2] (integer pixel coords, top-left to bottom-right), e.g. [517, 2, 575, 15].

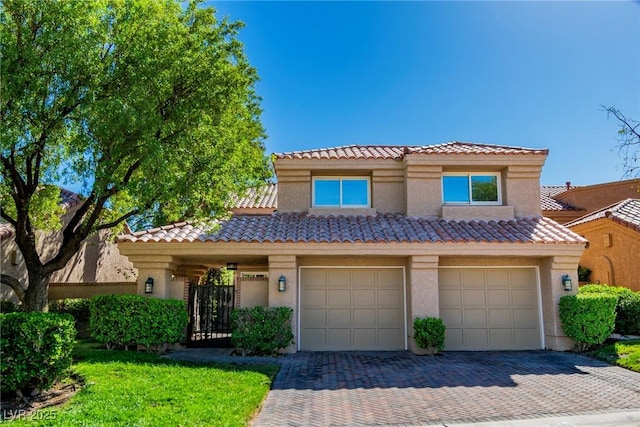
[251, 351, 640, 426]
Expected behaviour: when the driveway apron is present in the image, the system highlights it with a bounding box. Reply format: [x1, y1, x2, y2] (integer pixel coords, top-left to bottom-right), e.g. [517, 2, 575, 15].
[251, 351, 640, 426]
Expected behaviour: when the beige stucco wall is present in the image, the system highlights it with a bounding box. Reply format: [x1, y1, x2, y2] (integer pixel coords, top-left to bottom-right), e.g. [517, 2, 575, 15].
[238, 277, 269, 307]
[1, 208, 137, 303]
[555, 179, 640, 212]
[571, 221, 640, 291]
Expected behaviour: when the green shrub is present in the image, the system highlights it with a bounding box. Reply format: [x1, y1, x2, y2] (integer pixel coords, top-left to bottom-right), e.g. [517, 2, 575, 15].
[50, 298, 91, 339]
[0, 312, 76, 394]
[579, 284, 640, 336]
[577, 265, 592, 282]
[559, 294, 617, 352]
[231, 306, 294, 356]
[413, 317, 446, 354]
[0, 300, 20, 313]
[90, 295, 188, 350]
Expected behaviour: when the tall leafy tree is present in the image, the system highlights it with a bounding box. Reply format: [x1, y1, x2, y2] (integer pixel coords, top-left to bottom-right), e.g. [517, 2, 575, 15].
[604, 106, 640, 178]
[0, 0, 271, 311]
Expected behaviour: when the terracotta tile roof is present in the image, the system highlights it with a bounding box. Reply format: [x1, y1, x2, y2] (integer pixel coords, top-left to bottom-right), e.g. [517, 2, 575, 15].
[540, 185, 581, 212]
[274, 142, 548, 160]
[233, 184, 278, 209]
[565, 199, 640, 232]
[120, 213, 585, 245]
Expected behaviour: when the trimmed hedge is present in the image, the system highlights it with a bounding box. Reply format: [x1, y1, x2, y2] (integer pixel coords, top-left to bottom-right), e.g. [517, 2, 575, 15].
[559, 293, 617, 352]
[413, 317, 446, 354]
[50, 298, 91, 339]
[579, 284, 640, 336]
[90, 295, 188, 350]
[230, 306, 294, 356]
[0, 312, 76, 394]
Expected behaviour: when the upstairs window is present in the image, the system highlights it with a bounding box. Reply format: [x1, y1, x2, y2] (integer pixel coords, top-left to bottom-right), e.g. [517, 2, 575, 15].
[442, 173, 501, 205]
[313, 177, 370, 208]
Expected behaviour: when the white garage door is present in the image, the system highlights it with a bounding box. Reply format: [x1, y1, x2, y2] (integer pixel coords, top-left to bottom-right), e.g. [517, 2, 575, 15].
[439, 268, 542, 351]
[300, 268, 405, 351]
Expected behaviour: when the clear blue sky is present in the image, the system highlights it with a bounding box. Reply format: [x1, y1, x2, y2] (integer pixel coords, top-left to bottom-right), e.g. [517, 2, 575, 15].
[209, 0, 640, 186]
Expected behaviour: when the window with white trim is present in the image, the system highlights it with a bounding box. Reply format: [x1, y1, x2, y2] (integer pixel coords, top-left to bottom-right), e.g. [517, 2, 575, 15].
[312, 177, 370, 208]
[442, 173, 501, 205]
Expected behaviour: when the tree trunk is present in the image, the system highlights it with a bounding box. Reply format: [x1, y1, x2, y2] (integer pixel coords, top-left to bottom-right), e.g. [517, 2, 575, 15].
[22, 270, 52, 312]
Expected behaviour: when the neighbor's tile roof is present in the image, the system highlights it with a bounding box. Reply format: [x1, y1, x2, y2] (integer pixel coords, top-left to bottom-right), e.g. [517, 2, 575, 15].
[120, 213, 585, 245]
[233, 183, 278, 209]
[540, 185, 580, 212]
[275, 142, 548, 160]
[565, 199, 640, 232]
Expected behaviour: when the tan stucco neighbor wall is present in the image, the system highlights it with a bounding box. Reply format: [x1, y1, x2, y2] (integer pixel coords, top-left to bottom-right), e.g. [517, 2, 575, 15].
[570, 221, 640, 291]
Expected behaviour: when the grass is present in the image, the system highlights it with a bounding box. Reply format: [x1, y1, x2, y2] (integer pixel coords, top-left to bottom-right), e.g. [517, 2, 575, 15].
[9, 341, 279, 426]
[591, 339, 640, 373]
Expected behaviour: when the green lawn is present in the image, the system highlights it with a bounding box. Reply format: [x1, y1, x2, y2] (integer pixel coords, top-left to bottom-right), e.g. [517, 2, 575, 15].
[9, 342, 279, 426]
[591, 339, 640, 373]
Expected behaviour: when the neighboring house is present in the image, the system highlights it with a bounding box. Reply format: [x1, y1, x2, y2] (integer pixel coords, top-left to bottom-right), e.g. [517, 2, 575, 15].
[541, 179, 640, 224]
[565, 199, 640, 291]
[1, 188, 138, 303]
[118, 142, 586, 353]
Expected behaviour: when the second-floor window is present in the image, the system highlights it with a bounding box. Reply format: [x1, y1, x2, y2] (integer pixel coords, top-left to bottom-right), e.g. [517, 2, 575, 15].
[313, 177, 370, 208]
[442, 173, 501, 205]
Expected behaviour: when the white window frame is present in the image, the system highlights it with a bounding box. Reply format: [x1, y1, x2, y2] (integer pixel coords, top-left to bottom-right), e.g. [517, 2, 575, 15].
[312, 176, 371, 208]
[442, 172, 502, 205]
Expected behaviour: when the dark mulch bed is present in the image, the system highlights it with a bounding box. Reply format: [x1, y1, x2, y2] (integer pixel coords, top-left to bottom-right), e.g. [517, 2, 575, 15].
[1, 379, 82, 421]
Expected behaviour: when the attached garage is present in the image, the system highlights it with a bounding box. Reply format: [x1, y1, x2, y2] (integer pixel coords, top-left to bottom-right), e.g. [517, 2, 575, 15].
[439, 267, 542, 351]
[299, 267, 406, 351]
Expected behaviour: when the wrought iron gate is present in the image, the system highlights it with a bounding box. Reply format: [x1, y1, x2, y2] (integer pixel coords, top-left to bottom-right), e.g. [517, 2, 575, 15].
[188, 284, 235, 347]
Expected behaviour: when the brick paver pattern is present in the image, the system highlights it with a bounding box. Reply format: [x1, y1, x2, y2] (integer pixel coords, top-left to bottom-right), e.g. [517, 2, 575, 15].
[251, 351, 640, 426]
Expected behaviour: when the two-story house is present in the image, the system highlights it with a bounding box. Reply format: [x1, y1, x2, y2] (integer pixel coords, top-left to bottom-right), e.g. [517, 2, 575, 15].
[118, 142, 586, 353]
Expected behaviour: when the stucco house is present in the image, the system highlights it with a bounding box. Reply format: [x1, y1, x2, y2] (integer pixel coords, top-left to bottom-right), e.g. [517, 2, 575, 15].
[118, 142, 587, 353]
[565, 198, 640, 291]
[1, 188, 137, 304]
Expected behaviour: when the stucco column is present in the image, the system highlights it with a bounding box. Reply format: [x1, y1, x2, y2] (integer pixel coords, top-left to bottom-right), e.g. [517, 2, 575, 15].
[540, 256, 581, 351]
[268, 255, 297, 353]
[128, 255, 178, 299]
[407, 255, 439, 353]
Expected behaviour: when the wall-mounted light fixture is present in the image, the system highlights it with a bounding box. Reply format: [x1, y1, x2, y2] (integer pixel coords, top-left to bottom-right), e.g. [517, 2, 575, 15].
[278, 275, 287, 292]
[562, 274, 573, 291]
[226, 262, 238, 271]
[145, 277, 154, 294]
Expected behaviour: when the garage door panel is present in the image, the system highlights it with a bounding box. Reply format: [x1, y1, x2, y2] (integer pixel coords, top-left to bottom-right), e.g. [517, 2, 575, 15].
[328, 289, 351, 305]
[463, 289, 486, 305]
[440, 309, 463, 326]
[327, 270, 350, 286]
[439, 268, 541, 351]
[303, 309, 327, 327]
[352, 270, 376, 287]
[301, 268, 405, 351]
[464, 309, 488, 325]
[302, 269, 327, 286]
[486, 270, 510, 286]
[440, 290, 462, 306]
[488, 290, 510, 305]
[512, 289, 537, 306]
[439, 270, 461, 287]
[353, 309, 375, 327]
[328, 309, 351, 326]
[353, 289, 375, 306]
[302, 289, 326, 306]
[378, 289, 402, 306]
[378, 308, 402, 327]
[489, 309, 512, 326]
[489, 329, 513, 346]
[378, 269, 403, 286]
[462, 270, 485, 287]
[328, 329, 351, 347]
[465, 329, 489, 347]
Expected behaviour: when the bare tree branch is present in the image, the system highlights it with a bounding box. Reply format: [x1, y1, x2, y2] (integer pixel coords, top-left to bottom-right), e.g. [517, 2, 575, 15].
[0, 274, 26, 303]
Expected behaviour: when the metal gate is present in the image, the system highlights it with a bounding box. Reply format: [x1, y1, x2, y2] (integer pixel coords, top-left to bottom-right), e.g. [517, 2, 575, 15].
[188, 284, 235, 347]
